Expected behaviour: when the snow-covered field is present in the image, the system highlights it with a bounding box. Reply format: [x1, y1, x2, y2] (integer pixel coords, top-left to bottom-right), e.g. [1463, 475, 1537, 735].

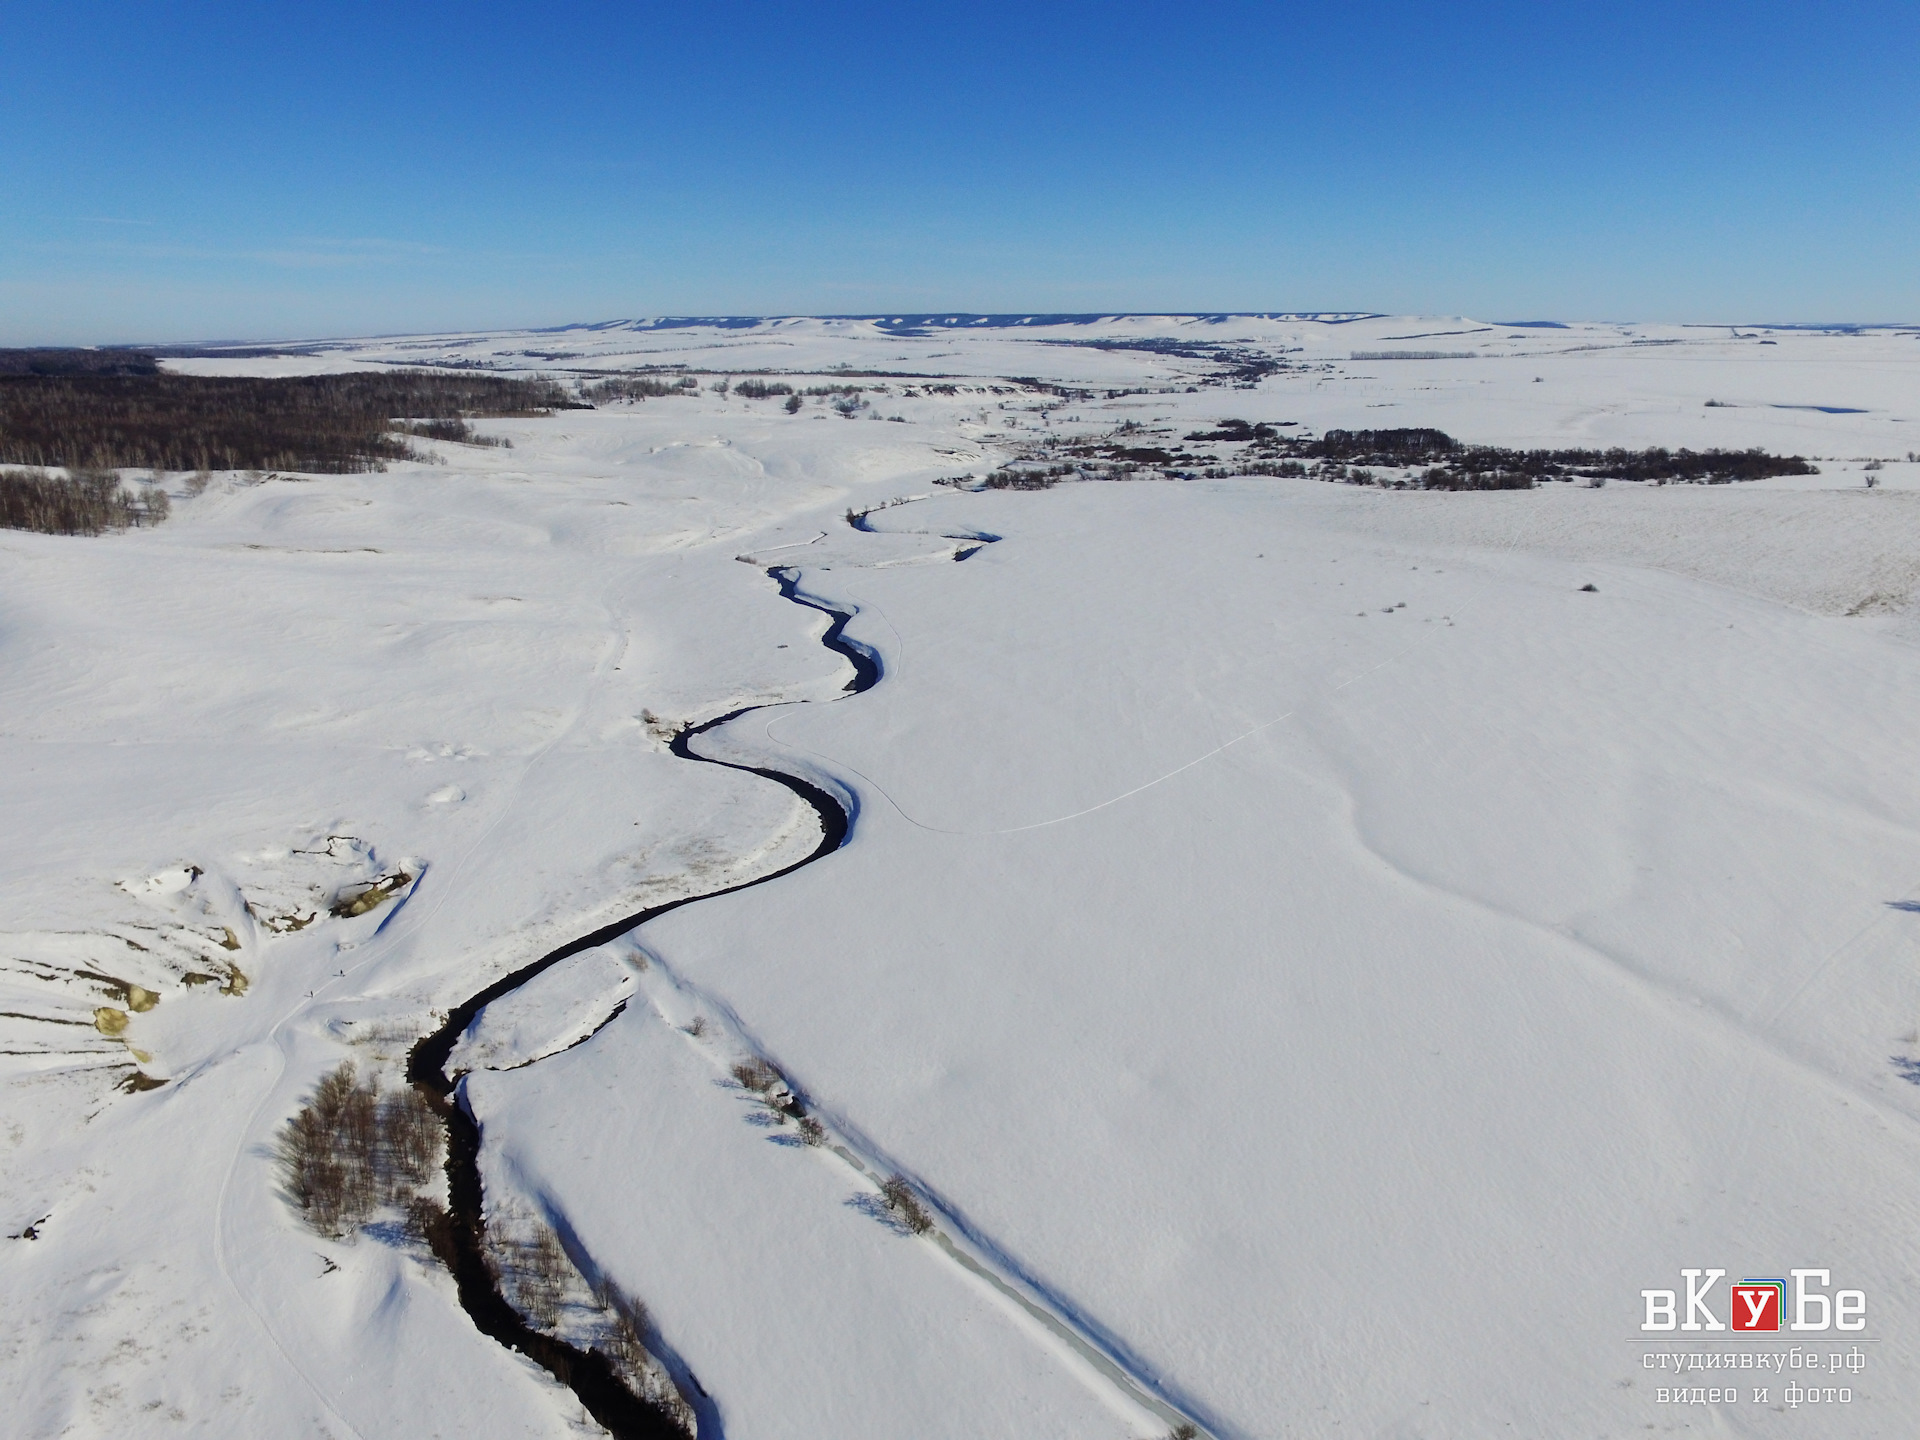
[5, 314, 1920, 1437]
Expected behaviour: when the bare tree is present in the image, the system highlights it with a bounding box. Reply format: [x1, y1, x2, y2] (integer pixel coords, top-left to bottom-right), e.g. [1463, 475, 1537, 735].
[880, 1174, 934, 1234]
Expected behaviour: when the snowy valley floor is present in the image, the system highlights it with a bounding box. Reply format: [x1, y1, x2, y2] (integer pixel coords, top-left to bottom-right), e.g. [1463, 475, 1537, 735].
[4, 315, 1920, 1438]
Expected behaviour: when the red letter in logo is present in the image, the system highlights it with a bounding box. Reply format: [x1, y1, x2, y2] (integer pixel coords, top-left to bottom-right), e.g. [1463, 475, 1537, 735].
[1731, 1279, 1783, 1332]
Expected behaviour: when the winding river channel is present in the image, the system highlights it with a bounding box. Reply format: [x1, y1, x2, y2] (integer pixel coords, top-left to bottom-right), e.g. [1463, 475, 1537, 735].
[405, 566, 876, 1438]
[404, 545, 1209, 1439]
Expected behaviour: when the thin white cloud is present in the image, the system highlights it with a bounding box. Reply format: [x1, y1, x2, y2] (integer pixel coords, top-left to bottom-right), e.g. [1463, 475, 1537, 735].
[19, 234, 451, 269]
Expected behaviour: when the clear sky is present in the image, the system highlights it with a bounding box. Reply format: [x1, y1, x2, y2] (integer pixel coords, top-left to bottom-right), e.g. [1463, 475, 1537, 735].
[3, 1, 1915, 342]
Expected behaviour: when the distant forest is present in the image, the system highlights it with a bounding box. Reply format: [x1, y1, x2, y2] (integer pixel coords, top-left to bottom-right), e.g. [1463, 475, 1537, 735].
[972, 423, 1824, 494]
[0, 348, 159, 377]
[1162, 425, 1820, 490]
[0, 367, 568, 473]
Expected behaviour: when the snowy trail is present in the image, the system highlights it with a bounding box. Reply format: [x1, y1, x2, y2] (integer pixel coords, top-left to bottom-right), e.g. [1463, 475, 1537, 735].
[408, 556, 1204, 1438]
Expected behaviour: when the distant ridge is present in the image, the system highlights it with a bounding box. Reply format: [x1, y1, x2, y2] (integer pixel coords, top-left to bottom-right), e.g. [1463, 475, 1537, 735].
[530, 312, 1387, 336]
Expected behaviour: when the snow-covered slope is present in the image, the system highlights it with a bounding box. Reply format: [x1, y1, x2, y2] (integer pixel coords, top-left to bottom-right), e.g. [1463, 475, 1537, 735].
[4, 315, 1918, 1437]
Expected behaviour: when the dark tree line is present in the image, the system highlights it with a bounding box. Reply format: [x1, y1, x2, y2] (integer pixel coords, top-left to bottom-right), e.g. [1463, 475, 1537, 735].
[985, 420, 1821, 496]
[0, 371, 566, 473]
[1307, 428, 1457, 461]
[583, 375, 698, 402]
[984, 464, 1071, 490]
[1300, 428, 1816, 485]
[1186, 420, 1282, 442]
[1181, 425, 1819, 488]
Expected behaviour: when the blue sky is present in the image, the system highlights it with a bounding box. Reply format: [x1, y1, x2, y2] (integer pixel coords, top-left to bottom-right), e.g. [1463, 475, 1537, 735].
[2, 1, 1914, 341]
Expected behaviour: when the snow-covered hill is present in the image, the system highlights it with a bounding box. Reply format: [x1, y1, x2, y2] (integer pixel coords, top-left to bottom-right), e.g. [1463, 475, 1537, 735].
[5, 316, 1919, 1437]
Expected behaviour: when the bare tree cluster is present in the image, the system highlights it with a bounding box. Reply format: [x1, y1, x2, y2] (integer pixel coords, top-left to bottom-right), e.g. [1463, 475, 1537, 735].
[880, 1173, 934, 1234]
[276, 1061, 443, 1237]
[493, 1226, 573, 1331]
[593, 1275, 697, 1432]
[731, 378, 793, 399]
[985, 464, 1072, 490]
[594, 1276, 653, 1372]
[582, 375, 698, 402]
[1, 467, 169, 535]
[730, 1058, 783, 1093]
[481, 1214, 696, 1429]
[395, 417, 511, 448]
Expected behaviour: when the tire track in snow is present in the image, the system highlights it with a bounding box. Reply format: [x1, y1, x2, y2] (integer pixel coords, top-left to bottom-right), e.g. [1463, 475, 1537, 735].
[1319, 764, 1920, 1153]
[618, 948, 1216, 1440]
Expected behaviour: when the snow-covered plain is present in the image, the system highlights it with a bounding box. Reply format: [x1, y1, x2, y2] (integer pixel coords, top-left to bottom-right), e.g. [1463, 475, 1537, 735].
[5, 314, 1920, 1437]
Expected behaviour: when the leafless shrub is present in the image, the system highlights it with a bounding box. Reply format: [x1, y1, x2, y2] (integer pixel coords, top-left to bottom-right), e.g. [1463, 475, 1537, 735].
[511, 1227, 572, 1331]
[1167, 1425, 1199, 1440]
[797, 1115, 825, 1146]
[406, 1195, 452, 1251]
[595, 1277, 653, 1372]
[731, 1058, 782, 1094]
[683, 1016, 706, 1038]
[589, 1275, 696, 1430]
[880, 1173, 934, 1234]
